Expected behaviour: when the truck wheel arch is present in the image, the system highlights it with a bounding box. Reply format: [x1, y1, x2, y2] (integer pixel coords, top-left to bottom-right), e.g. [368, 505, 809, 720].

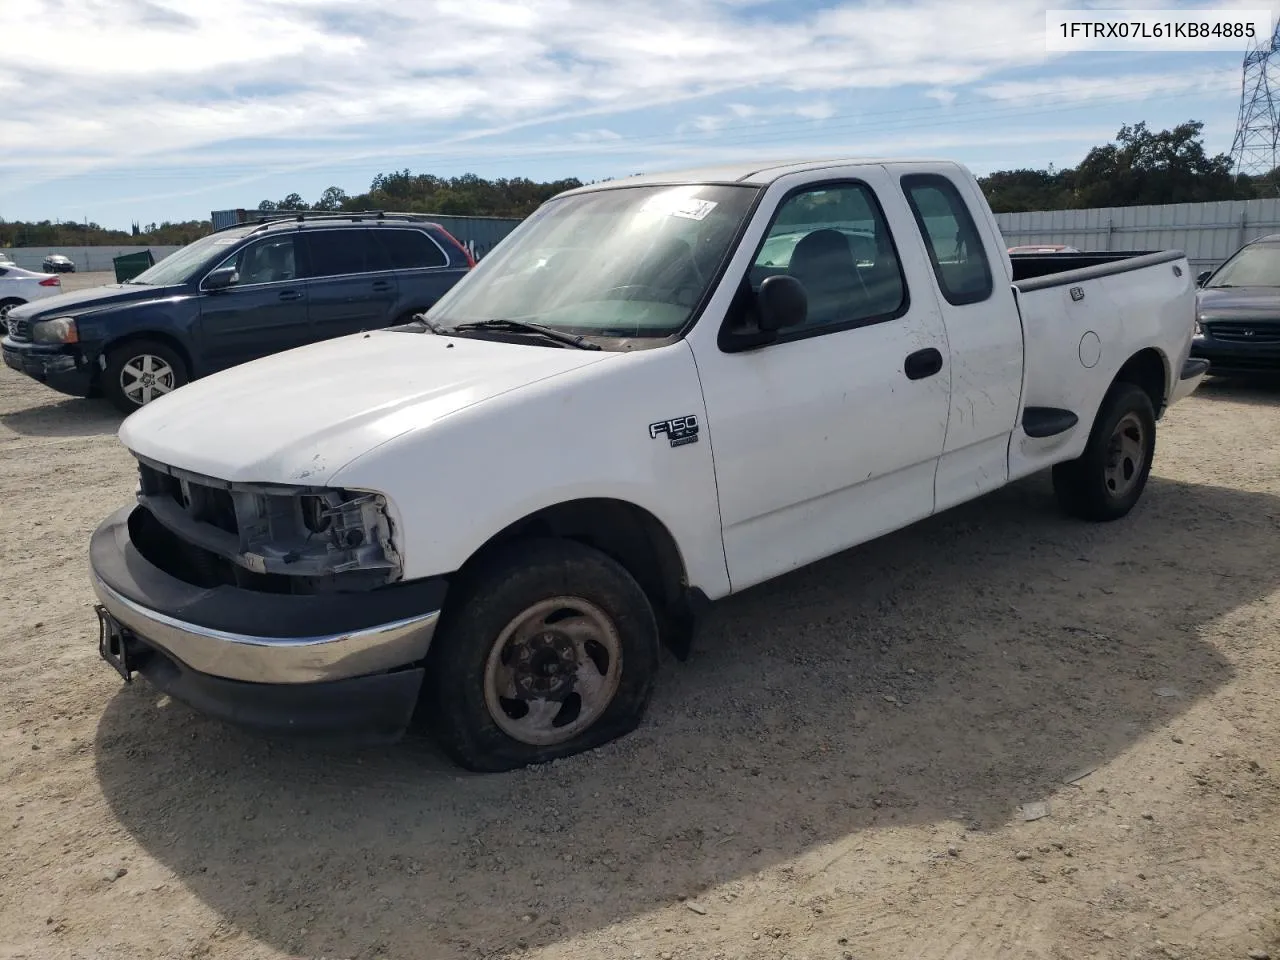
[1112, 347, 1169, 418]
[454, 498, 702, 659]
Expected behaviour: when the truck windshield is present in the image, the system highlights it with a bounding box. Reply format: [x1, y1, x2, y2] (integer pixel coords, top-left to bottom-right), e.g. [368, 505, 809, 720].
[127, 229, 253, 286]
[426, 184, 760, 340]
[1206, 241, 1280, 287]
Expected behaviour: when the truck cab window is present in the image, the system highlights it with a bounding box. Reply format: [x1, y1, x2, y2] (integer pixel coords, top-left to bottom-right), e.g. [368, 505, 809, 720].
[901, 173, 993, 306]
[748, 182, 906, 332]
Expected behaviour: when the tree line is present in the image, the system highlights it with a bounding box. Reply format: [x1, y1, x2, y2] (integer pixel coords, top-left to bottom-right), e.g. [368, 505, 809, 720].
[0, 218, 213, 249]
[254, 171, 585, 219]
[979, 120, 1280, 212]
[5, 120, 1279, 247]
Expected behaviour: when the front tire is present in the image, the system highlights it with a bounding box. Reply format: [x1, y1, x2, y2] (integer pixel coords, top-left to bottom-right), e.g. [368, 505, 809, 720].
[425, 538, 660, 772]
[0, 298, 25, 333]
[1052, 382, 1156, 521]
[102, 340, 189, 413]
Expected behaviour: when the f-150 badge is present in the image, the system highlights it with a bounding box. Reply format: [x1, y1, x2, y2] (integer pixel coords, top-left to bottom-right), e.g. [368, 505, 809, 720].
[649, 415, 699, 448]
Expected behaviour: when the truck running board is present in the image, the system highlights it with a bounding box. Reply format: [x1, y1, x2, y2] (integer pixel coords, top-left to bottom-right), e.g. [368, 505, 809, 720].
[1021, 407, 1080, 438]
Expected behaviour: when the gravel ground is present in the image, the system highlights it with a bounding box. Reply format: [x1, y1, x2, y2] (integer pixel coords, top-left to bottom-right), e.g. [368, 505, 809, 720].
[1, 352, 1278, 960]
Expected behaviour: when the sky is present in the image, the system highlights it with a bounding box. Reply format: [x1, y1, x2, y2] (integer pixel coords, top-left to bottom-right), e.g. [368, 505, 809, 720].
[0, 0, 1263, 230]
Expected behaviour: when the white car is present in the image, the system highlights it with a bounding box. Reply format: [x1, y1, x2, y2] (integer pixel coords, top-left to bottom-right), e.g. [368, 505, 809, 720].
[0, 264, 62, 333]
[88, 157, 1205, 772]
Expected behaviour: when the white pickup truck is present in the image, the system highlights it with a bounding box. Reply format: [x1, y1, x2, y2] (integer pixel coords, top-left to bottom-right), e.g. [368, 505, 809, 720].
[88, 158, 1207, 771]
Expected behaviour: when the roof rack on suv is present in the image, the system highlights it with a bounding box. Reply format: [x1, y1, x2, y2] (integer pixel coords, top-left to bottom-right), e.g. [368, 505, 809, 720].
[212, 211, 439, 234]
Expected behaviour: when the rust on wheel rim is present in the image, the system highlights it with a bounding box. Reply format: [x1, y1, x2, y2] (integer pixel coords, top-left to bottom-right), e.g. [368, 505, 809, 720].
[482, 596, 623, 746]
[1104, 411, 1146, 498]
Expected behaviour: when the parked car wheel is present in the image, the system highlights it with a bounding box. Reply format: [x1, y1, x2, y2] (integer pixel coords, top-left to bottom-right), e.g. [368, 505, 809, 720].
[0, 298, 25, 333]
[1052, 381, 1156, 522]
[102, 340, 189, 413]
[425, 538, 660, 772]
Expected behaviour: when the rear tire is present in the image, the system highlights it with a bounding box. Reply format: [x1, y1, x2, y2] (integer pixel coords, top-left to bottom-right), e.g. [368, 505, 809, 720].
[102, 340, 189, 413]
[425, 538, 660, 772]
[1052, 382, 1156, 522]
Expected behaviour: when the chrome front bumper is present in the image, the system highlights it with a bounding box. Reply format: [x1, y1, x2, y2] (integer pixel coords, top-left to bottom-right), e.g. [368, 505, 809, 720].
[91, 575, 439, 684]
[89, 505, 448, 687]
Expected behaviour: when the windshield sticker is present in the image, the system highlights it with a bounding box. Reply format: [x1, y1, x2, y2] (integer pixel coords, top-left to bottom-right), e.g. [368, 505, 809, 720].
[669, 198, 718, 221]
[643, 193, 720, 222]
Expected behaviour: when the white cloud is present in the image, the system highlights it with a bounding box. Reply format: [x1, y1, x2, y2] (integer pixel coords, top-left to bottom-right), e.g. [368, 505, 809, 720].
[0, 0, 1057, 195]
[977, 67, 1240, 105]
[0, 0, 1248, 218]
[678, 100, 837, 134]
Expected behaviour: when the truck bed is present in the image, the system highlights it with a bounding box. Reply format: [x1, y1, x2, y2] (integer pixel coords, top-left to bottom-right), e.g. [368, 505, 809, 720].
[1006, 246, 1196, 484]
[1010, 250, 1179, 286]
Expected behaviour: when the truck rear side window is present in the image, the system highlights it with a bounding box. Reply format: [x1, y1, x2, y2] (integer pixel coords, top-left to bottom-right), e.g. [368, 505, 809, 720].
[750, 181, 907, 332]
[901, 174, 993, 306]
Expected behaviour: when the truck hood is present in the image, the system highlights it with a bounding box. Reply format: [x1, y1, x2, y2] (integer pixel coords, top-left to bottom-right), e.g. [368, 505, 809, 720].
[118, 329, 614, 484]
[8, 282, 180, 321]
[1197, 285, 1280, 322]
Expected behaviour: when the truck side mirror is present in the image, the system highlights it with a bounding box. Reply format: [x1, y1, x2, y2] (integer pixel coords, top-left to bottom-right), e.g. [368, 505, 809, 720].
[757, 275, 807, 331]
[204, 267, 239, 292]
[1196, 270, 1212, 287]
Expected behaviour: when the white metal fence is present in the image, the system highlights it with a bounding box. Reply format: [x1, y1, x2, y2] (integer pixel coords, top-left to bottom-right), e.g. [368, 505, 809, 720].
[0, 245, 182, 274]
[9, 201, 1272, 278]
[994, 199, 1280, 273]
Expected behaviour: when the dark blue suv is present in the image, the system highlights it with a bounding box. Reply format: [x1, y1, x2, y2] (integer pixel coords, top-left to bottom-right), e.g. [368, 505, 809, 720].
[1, 212, 474, 412]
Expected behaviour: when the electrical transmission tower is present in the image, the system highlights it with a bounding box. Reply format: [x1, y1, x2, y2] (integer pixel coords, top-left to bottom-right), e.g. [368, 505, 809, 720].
[1230, 17, 1280, 182]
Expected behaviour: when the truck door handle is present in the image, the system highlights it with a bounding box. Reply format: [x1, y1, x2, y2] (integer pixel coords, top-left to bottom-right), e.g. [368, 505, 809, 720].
[278, 289, 303, 301]
[371, 280, 393, 291]
[904, 347, 944, 380]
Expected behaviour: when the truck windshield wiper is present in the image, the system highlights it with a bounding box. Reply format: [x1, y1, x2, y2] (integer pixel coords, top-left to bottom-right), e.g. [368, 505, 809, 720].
[411, 314, 449, 334]
[449, 319, 602, 350]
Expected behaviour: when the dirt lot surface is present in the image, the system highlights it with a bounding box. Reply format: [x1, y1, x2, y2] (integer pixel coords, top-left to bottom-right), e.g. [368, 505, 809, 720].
[2, 353, 1278, 960]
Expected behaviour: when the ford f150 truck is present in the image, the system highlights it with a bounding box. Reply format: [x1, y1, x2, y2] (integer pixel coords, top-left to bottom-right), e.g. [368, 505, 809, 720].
[88, 158, 1207, 771]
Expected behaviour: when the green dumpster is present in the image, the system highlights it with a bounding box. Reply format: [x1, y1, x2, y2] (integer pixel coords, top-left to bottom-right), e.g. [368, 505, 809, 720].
[113, 250, 155, 283]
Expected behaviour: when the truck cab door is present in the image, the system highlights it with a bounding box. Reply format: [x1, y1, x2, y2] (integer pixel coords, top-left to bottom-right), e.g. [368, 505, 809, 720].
[688, 169, 952, 592]
[893, 165, 1025, 512]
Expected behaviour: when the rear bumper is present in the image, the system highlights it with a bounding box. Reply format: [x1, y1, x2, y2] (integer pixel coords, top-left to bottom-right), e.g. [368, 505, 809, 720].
[1190, 337, 1280, 374]
[1169, 356, 1210, 406]
[90, 504, 449, 740]
[1, 338, 94, 397]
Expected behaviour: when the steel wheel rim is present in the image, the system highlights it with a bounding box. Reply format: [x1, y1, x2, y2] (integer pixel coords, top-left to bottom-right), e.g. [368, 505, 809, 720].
[120, 354, 176, 406]
[1104, 411, 1146, 498]
[482, 596, 623, 747]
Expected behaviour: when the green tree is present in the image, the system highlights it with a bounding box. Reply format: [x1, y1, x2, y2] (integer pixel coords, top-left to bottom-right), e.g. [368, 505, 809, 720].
[313, 186, 348, 211]
[978, 120, 1245, 212]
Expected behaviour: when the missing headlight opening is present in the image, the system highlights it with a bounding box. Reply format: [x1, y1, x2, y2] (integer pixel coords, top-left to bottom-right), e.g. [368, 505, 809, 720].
[133, 455, 401, 593]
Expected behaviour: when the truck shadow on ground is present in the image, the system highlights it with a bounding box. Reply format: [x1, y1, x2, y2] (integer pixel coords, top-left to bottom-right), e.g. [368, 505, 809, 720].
[93, 472, 1276, 959]
[0, 395, 120, 437]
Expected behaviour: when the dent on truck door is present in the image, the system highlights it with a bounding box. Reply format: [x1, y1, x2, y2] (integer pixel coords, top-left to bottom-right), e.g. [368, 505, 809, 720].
[898, 168, 1025, 512]
[693, 173, 952, 592]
